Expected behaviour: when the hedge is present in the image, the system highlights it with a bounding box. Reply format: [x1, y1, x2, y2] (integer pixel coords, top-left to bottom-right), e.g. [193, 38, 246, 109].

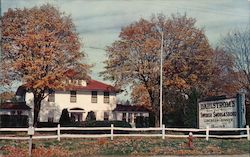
[0, 115, 29, 128]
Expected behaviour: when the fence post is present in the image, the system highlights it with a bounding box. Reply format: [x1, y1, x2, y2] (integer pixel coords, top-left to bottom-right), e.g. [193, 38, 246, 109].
[57, 124, 60, 141]
[27, 126, 34, 157]
[111, 124, 114, 141]
[246, 125, 250, 141]
[162, 124, 165, 139]
[206, 126, 209, 141]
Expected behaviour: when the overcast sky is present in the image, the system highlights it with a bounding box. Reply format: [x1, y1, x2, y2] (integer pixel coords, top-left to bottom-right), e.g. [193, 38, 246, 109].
[1, 0, 250, 99]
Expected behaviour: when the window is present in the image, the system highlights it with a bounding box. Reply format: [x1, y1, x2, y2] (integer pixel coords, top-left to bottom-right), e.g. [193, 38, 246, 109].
[78, 80, 82, 85]
[104, 112, 109, 121]
[91, 91, 98, 103]
[122, 113, 127, 121]
[11, 111, 16, 115]
[48, 117, 54, 122]
[140, 113, 143, 117]
[104, 92, 109, 103]
[48, 90, 55, 102]
[134, 113, 138, 122]
[70, 91, 77, 103]
[48, 110, 54, 122]
[128, 113, 132, 123]
[17, 111, 22, 115]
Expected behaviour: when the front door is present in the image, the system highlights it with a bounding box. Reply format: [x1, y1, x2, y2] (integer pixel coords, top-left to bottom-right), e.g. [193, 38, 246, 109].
[71, 112, 83, 122]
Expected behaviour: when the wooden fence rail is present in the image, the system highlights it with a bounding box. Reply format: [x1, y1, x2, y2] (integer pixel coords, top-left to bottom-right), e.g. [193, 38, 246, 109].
[0, 124, 249, 141]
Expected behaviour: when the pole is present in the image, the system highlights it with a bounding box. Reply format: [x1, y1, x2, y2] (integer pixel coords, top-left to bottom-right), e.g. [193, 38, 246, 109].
[160, 31, 163, 128]
[28, 135, 32, 157]
[111, 124, 114, 141]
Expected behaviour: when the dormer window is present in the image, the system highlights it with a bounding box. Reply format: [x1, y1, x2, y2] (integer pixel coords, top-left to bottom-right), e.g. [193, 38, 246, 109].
[78, 80, 82, 86]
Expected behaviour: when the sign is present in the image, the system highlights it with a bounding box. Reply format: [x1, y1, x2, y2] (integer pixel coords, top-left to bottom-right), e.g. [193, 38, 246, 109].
[198, 98, 238, 128]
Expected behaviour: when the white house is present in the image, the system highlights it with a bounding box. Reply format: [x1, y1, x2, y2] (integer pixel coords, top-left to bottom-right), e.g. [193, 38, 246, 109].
[17, 79, 119, 125]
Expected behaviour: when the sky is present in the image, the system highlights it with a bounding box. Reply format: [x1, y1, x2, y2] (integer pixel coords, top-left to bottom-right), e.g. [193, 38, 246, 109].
[1, 0, 250, 100]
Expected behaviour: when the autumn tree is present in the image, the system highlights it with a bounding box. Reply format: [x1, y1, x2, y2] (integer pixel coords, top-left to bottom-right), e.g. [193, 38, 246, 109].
[207, 48, 241, 97]
[221, 26, 250, 124]
[131, 48, 240, 127]
[102, 14, 217, 126]
[221, 27, 250, 100]
[1, 4, 90, 126]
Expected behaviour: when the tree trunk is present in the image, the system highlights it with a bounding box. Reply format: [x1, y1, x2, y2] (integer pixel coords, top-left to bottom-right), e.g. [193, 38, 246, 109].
[33, 93, 42, 127]
[154, 112, 160, 127]
[148, 90, 160, 127]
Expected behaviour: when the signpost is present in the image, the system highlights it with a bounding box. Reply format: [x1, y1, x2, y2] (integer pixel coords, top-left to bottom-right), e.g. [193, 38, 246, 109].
[198, 93, 246, 129]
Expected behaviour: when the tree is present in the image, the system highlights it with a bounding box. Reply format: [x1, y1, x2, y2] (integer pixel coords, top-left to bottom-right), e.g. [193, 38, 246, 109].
[130, 48, 240, 127]
[221, 27, 250, 100]
[59, 109, 71, 126]
[207, 48, 241, 97]
[131, 84, 151, 108]
[1, 4, 90, 126]
[86, 111, 96, 121]
[102, 14, 216, 126]
[221, 26, 250, 124]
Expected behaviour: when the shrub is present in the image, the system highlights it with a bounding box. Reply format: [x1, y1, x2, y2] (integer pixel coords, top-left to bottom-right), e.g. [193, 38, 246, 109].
[135, 116, 149, 128]
[37, 122, 58, 128]
[61, 120, 131, 134]
[59, 108, 71, 126]
[86, 111, 96, 121]
[0, 115, 28, 128]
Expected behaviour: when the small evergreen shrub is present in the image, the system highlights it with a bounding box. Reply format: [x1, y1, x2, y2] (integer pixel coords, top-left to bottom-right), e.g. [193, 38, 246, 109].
[59, 108, 71, 126]
[86, 111, 96, 121]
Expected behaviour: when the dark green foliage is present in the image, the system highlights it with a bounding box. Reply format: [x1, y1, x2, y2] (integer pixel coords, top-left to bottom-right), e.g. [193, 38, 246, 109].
[85, 120, 131, 128]
[37, 122, 58, 128]
[183, 89, 200, 128]
[0, 115, 28, 128]
[135, 116, 150, 128]
[61, 120, 131, 134]
[86, 111, 96, 121]
[149, 112, 155, 127]
[59, 109, 71, 126]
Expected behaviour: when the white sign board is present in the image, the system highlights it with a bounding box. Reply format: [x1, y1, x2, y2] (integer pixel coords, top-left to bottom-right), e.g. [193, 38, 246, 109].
[198, 98, 238, 128]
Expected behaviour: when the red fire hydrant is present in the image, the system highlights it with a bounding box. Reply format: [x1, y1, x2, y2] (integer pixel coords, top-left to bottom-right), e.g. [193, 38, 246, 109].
[188, 132, 193, 149]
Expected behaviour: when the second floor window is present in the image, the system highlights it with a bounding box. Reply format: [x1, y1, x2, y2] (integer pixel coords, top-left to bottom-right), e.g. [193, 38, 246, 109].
[48, 90, 55, 102]
[91, 91, 98, 103]
[104, 92, 109, 103]
[70, 91, 77, 103]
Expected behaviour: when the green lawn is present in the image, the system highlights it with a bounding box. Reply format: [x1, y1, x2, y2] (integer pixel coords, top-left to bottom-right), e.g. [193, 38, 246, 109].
[0, 137, 249, 156]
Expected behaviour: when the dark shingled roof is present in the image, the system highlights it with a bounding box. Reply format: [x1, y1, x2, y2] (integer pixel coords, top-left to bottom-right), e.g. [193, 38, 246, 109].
[113, 104, 150, 112]
[17, 79, 121, 93]
[0, 102, 31, 110]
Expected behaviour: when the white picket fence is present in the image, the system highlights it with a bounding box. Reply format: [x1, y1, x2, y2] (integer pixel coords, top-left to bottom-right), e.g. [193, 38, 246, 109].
[0, 124, 249, 141]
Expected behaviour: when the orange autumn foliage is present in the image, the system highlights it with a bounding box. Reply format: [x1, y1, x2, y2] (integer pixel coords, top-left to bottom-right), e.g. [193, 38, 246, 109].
[1, 4, 90, 125]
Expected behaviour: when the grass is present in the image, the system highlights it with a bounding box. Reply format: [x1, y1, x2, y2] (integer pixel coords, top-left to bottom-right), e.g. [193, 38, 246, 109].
[0, 137, 249, 156]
